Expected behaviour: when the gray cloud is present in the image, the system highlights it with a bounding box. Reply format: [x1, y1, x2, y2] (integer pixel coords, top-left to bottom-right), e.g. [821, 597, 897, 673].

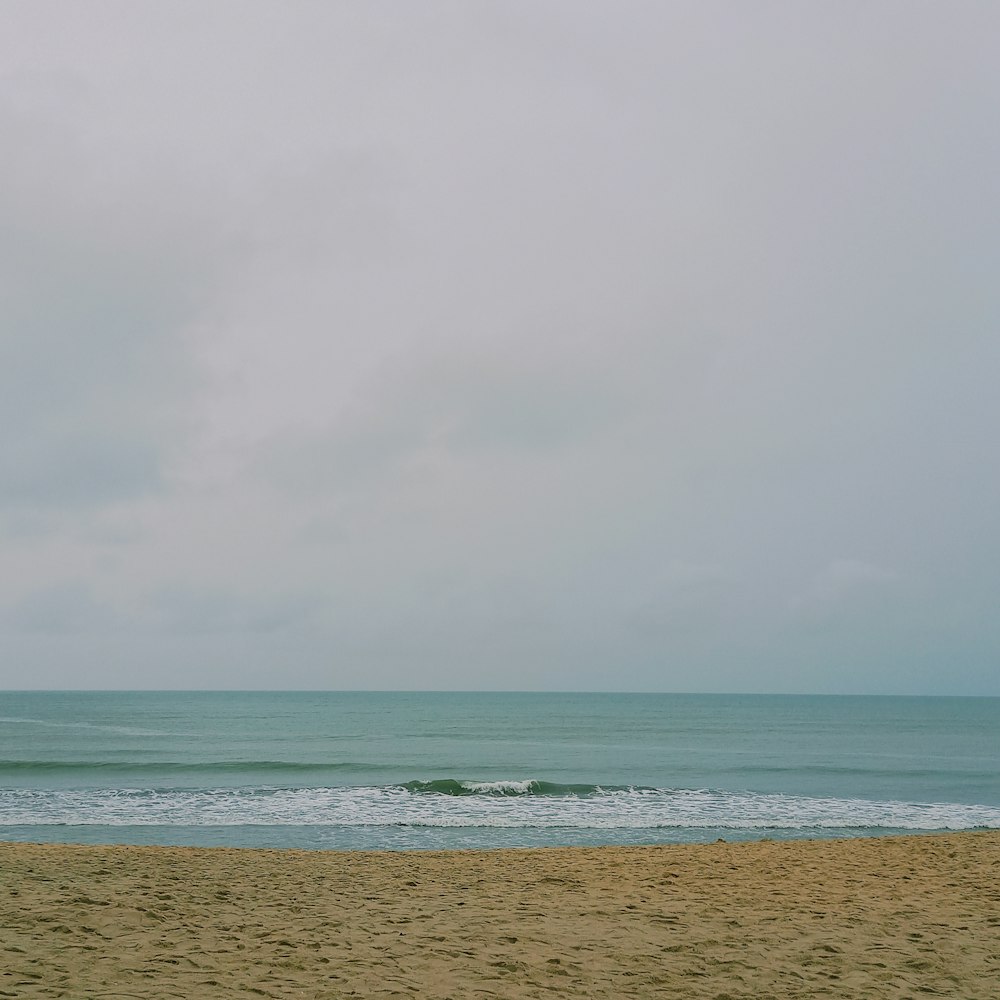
[1, 581, 115, 636]
[0, 2, 998, 692]
[0, 98, 233, 522]
[145, 585, 320, 637]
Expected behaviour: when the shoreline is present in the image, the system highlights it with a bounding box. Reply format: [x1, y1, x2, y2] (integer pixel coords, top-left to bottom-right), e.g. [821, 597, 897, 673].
[1, 824, 997, 852]
[3, 830, 999, 998]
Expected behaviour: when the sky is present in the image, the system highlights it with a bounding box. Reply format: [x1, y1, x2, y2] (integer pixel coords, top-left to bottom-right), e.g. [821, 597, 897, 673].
[1, 2, 998, 693]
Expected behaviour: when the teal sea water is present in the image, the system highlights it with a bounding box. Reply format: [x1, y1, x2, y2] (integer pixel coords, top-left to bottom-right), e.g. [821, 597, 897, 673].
[1, 691, 997, 851]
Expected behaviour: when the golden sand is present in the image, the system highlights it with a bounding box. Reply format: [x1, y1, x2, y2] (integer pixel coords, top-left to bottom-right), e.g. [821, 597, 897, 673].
[2, 831, 998, 998]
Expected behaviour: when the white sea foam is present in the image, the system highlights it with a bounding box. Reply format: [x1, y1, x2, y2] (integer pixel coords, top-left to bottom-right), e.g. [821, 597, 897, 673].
[460, 780, 537, 795]
[2, 785, 999, 831]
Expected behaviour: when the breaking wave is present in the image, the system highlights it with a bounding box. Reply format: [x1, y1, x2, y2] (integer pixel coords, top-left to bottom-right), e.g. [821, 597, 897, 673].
[2, 781, 998, 832]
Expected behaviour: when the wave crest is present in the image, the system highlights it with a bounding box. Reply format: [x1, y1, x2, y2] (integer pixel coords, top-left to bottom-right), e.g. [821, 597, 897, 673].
[401, 779, 628, 797]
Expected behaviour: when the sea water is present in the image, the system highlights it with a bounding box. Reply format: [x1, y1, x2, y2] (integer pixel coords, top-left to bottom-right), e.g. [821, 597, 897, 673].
[1, 691, 997, 851]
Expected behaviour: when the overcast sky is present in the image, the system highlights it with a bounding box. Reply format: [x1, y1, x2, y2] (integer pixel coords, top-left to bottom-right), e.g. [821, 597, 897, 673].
[1, 2, 998, 693]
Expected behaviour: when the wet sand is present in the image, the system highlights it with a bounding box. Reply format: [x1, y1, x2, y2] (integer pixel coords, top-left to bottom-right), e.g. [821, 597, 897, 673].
[2, 831, 998, 998]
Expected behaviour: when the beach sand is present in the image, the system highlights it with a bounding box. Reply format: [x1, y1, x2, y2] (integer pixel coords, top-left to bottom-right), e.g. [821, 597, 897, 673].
[1, 831, 998, 998]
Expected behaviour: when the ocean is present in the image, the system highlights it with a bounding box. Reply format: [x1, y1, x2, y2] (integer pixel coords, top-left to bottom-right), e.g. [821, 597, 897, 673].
[1, 691, 997, 851]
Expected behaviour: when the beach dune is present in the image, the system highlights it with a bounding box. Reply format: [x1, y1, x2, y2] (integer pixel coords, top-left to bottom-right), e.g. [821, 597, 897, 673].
[2, 831, 998, 998]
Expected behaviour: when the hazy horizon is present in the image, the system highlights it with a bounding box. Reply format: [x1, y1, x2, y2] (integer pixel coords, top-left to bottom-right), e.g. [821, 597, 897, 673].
[2, 688, 997, 700]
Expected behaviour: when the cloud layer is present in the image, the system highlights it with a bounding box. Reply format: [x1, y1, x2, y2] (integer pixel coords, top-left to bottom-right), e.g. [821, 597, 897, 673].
[2, 2, 998, 692]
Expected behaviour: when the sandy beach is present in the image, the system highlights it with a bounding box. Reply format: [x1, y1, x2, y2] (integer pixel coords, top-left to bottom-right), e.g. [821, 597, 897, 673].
[1, 831, 998, 998]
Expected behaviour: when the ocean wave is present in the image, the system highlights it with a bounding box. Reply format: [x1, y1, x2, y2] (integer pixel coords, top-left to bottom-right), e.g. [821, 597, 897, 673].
[401, 779, 638, 796]
[0, 760, 381, 775]
[2, 783, 998, 832]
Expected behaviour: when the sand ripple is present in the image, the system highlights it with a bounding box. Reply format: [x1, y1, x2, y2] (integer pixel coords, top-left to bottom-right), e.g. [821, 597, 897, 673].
[1, 831, 998, 998]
